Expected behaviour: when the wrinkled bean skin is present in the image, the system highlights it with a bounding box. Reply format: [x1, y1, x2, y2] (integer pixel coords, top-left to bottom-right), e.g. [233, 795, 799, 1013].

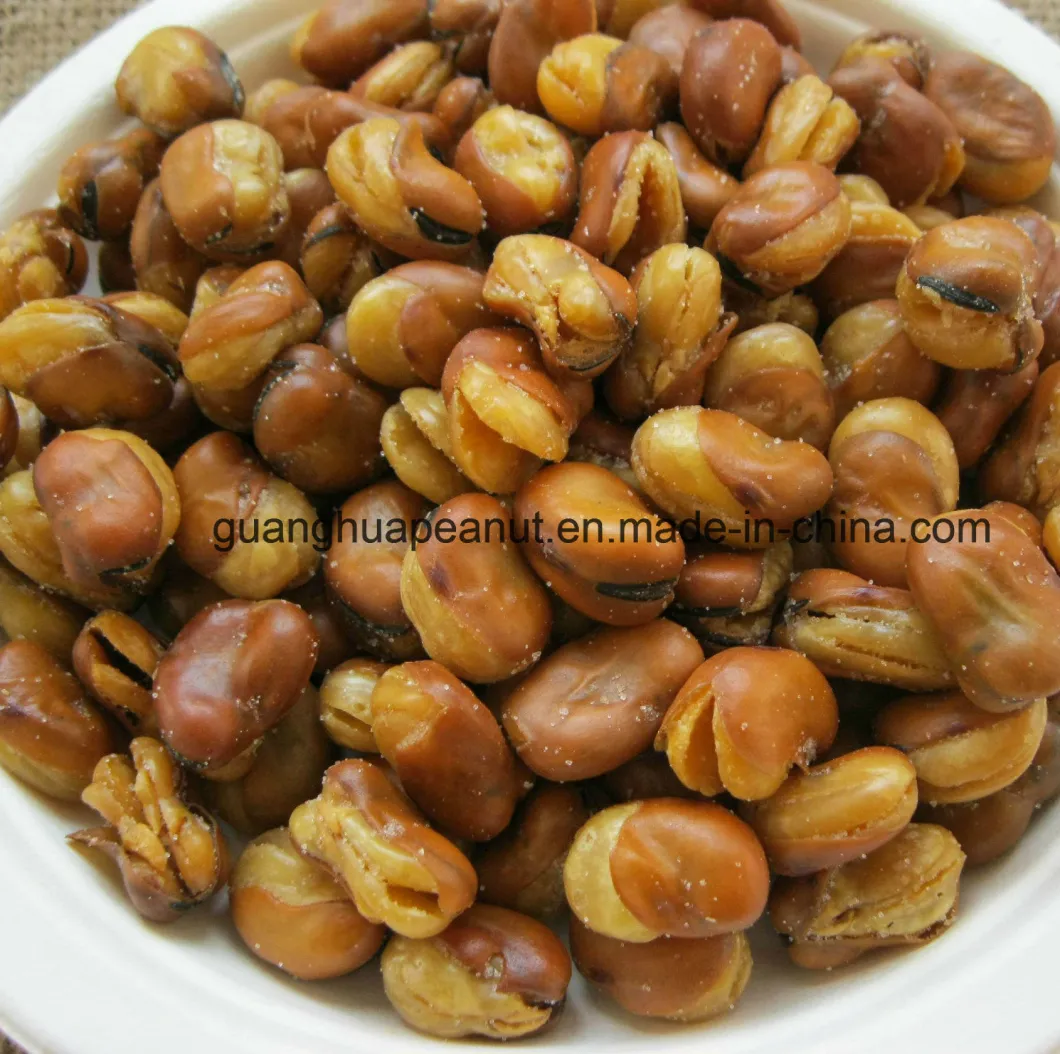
[400, 492, 553, 683]
[564, 798, 770, 942]
[325, 481, 427, 662]
[371, 661, 523, 841]
[152, 598, 318, 776]
[570, 920, 752, 1023]
[500, 621, 704, 780]
[655, 646, 839, 801]
[230, 828, 387, 980]
[0, 639, 116, 801]
[476, 784, 589, 918]
[381, 904, 572, 1040]
[0, 210, 88, 322]
[907, 509, 1060, 713]
[515, 462, 686, 625]
[289, 758, 478, 939]
[770, 823, 964, 969]
[774, 569, 954, 691]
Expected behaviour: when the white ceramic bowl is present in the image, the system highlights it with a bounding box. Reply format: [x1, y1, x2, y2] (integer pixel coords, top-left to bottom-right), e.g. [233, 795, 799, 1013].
[2, 2, 1060, 1052]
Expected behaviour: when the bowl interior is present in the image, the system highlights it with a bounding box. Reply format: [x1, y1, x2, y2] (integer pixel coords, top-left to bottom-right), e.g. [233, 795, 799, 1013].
[1, 1, 1059, 1052]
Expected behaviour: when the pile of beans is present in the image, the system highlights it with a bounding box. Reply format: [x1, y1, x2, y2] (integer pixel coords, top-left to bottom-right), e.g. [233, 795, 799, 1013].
[1, 0, 1059, 1039]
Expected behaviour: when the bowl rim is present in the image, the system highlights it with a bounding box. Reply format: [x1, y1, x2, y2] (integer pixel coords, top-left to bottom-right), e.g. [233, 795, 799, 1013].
[2, 1, 1060, 1052]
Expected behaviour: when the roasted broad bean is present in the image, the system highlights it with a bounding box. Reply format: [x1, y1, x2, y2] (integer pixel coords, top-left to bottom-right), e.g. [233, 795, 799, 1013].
[654, 122, 740, 233]
[289, 758, 477, 938]
[0, 559, 87, 660]
[500, 620, 704, 780]
[382, 904, 571, 1039]
[351, 41, 456, 113]
[230, 828, 386, 980]
[0, 210, 88, 321]
[564, 798, 769, 941]
[300, 204, 382, 315]
[656, 646, 838, 800]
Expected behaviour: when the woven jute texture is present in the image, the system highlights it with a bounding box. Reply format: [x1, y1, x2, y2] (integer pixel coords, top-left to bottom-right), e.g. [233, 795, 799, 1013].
[0, 0, 1058, 1051]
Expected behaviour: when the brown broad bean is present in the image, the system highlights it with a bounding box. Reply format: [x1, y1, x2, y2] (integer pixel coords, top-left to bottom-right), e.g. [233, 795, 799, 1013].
[178, 261, 322, 392]
[0, 296, 179, 429]
[320, 658, 390, 752]
[0, 470, 133, 611]
[33, 428, 179, 596]
[70, 737, 229, 922]
[328, 118, 484, 262]
[572, 131, 687, 277]
[351, 41, 456, 113]
[704, 323, 835, 449]
[563, 798, 769, 941]
[100, 290, 188, 347]
[656, 646, 838, 800]
[0, 639, 115, 800]
[260, 85, 449, 171]
[0, 210, 88, 321]
[770, 823, 964, 969]
[325, 482, 427, 661]
[347, 262, 498, 389]
[773, 568, 954, 691]
[371, 660, 523, 840]
[381, 389, 474, 504]
[631, 406, 835, 546]
[454, 106, 578, 238]
[820, 300, 942, 421]
[189, 264, 243, 317]
[243, 78, 299, 127]
[442, 328, 590, 492]
[429, 0, 500, 75]
[299, 204, 382, 315]
[289, 758, 477, 938]
[707, 162, 852, 296]
[744, 75, 860, 178]
[654, 123, 739, 233]
[897, 217, 1044, 372]
[381, 904, 571, 1040]
[173, 432, 321, 599]
[116, 26, 243, 136]
[483, 234, 637, 379]
[432, 76, 494, 145]
[833, 31, 932, 89]
[514, 462, 686, 624]
[628, 5, 712, 79]
[292, 0, 429, 86]
[570, 920, 752, 1023]
[744, 746, 918, 876]
[56, 129, 165, 243]
[72, 611, 164, 736]
[160, 120, 290, 261]
[153, 598, 318, 777]
[400, 492, 553, 683]
[0, 558, 87, 660]
[826, 398, 959, 587]
[829, 59, 965, 209]
[686, 0, 801, 48]
[476, 784, 589, 918]
[980, 362, 1060, 517]
[230, 828, 386, 980]
[907, 509, 1060, 712]
[812, 200, 922, 319]
[669, 542, 792, 651]
[876, 691, 1048, 805]
[500, 620, 704, 780]
[680, 19, 782, 167]
[252, 343, 386, 494]
[537, 34, 676, 139]
[925, 51, 1057, 205]
[605, 245, 733, 421]
[934, 361, 1039, 472]
[206, 686, 331, 834]
[271, 168, 337, 271]
[487, 0, 597, 115]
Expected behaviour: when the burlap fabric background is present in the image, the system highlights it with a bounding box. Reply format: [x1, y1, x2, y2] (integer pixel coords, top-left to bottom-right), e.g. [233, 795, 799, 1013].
[0, 0, 1057, 1050]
